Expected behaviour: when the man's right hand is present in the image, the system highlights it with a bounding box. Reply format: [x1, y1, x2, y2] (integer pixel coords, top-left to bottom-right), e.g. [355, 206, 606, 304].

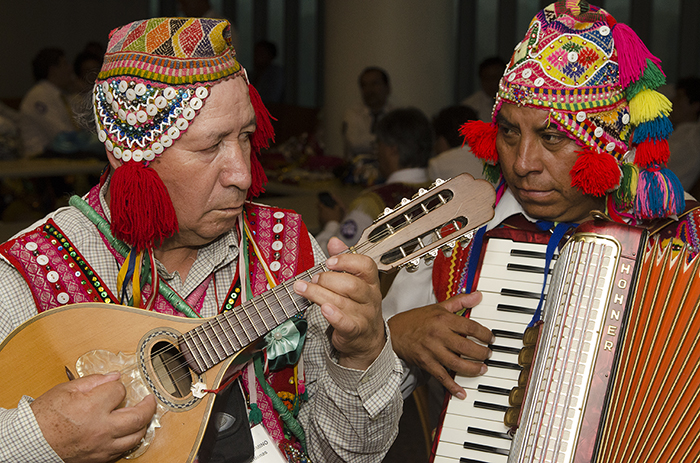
[31, 372, 157, 463]
[387, 292, 494, 399]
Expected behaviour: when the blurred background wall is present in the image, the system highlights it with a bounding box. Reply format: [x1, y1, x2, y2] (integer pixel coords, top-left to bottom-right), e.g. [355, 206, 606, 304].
[1, 0, 698, 157]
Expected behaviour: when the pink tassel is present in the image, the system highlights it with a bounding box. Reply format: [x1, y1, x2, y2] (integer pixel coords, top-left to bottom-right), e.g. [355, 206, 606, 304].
[570, 148, 621, 197]
[613, 23, 663, 88]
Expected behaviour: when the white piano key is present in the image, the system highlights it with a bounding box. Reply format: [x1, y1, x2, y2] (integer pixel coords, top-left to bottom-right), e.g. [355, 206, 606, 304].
[479, 263, 549, 285]
[466, 318, 528, 344]
[471, 292, 539, 325]
[433, 456, 459, 463]
[442, 414, 510, 434]
[475, 277, 545, 297]
[455, 375, 518, 393]
[445, 389, 512, 422]
[439, 420, 513, 450]
[480, 248, 548, 266]
[435, 440, 509, 463]
[482, 238, 551, 255]
[489, 348, 521, 364]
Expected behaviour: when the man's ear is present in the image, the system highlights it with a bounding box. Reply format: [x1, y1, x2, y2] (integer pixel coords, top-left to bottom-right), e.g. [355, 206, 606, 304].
[105, 148, 121, 171]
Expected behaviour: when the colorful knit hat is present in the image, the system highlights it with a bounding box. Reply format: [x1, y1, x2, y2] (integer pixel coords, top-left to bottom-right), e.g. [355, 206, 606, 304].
[460, 0, 683, 221]
[93, 18, 273, 253]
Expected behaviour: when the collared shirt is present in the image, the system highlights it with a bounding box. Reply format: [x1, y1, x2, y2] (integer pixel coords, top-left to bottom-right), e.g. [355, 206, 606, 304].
[428, 145, 489, 183]
[19, 80, 77, 158]
[342, 103, 394, 158]
[0, 180, 402, 462]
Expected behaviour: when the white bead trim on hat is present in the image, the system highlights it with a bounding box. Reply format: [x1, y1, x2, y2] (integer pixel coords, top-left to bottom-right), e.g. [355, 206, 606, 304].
[93, 78, 211, 164]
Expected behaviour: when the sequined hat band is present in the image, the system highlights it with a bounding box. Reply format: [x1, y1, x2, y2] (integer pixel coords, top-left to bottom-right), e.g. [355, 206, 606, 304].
[93, 77, 218, 164]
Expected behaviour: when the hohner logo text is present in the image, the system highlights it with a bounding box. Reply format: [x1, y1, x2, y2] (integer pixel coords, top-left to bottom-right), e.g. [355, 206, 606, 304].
[604, 259, 632, 351]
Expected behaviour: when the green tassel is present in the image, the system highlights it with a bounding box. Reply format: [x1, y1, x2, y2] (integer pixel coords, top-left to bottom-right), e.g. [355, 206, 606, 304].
[248, 403, 263, 425]
[68, 195, 199, 319]
[300, 391, 309, 402]
[482, 163, 501, 184]
[625, 59, 667, 100]
[613, 163, 638, 208]
[254, 356, 307, 453]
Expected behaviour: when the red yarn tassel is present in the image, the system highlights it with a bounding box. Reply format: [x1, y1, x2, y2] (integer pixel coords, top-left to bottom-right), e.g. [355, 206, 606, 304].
[570, 148, 621, 197]
[248, 153, 268, 198]
[247, 84, 275, 199]
[459, 120, 499, 164]
[634, 138, 670, 169]
[110, 162, 179, 252]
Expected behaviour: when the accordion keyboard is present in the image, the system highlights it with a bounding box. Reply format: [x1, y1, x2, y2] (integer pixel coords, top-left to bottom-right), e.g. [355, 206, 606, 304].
[433, 238, 554, 463]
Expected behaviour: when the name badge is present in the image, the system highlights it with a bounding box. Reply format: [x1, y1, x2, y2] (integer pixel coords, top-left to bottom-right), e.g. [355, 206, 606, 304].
[251, 424, 288, 463]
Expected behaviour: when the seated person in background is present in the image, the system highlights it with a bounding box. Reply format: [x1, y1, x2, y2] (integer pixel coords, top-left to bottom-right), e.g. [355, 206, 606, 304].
[0, 101, 21, 160]
[343, 66, 393, 160]
[317, 107, 433, 254]
[428, 105, 490, 182]
[386, 0, 693, 409]
[73, 49, 103, 94]
[0, 18, 402, 462]
[251, 40, 285, 104]
[460, 56, 506, 122]
[666, 76, 700, 191]
[20, 48, 101, 158]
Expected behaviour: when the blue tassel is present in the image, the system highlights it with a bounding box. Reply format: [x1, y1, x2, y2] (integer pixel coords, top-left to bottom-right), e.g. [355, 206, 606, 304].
[635, 168, 685, 219]
[632, 116, 673, 144]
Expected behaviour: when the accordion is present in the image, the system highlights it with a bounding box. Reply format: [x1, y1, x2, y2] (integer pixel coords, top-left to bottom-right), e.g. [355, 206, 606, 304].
[432, 219, 700, 463]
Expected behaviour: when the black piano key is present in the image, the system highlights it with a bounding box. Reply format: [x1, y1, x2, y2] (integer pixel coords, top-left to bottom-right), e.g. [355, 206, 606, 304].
[491, 329, 524, 340]
[496, 303, 536, 315]
[460, 458, 489, 463]
[510, 249, 548, 259]
[501, 288, 541, 299]
[488, 344, 521, 355]
[506, 263, 552, 275]
[477, 384, 511, 395]
[463, 441, 510, 456]
[467, 426, 512, 441]
[485, 359, 522, 370]
[474, 401, 509, 412]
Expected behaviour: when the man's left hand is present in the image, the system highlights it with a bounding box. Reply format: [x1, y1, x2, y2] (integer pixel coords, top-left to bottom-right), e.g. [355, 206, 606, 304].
[294, 237, 384, 370]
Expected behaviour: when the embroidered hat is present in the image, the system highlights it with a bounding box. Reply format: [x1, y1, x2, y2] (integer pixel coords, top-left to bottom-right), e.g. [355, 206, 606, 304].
[461, 0, 683, 220]
[93, 18, 272, 252]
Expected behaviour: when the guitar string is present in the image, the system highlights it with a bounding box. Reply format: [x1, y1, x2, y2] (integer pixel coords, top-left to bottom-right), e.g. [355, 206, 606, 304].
[148, 203, 466, 385]
[144, 192, 470, 385]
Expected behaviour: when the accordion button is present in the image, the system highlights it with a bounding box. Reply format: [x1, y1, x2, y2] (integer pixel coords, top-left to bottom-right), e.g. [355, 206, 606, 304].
[518, 346, 535, 366]
[504, 407, 520, 428]
[523, 325, 540, 346]
[509, 387, 524, 407]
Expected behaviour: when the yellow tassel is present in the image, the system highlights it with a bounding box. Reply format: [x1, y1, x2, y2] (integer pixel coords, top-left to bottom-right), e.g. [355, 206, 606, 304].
[629, 89, 672, 124]
[116, 251, 131, 297]
[132, 251, 144, 307]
